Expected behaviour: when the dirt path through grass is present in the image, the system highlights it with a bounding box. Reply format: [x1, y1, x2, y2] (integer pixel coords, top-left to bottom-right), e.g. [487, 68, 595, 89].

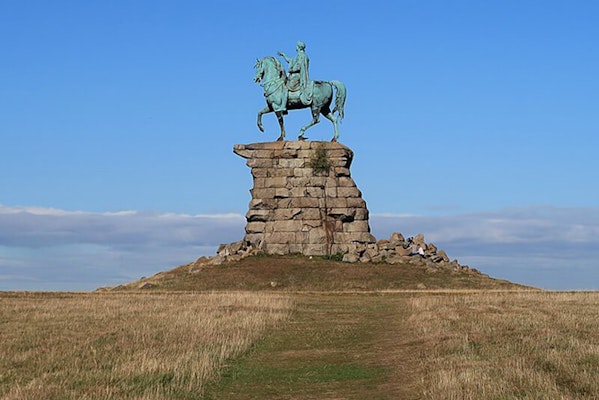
[205, 293, 422, 399]
[206, 291, 599, 400]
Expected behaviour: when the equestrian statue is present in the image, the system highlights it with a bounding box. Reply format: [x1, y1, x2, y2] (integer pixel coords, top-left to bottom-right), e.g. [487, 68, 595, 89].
[254, 41, 346, 142]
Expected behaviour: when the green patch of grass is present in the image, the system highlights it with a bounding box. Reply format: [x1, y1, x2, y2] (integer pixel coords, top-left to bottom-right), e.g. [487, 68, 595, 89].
[320, 253, 345, 262]
[222, 363, 384, 385]
[126, 372, 176, 390]
[578, 354, 599, 369]
[205, 293, 402, 399]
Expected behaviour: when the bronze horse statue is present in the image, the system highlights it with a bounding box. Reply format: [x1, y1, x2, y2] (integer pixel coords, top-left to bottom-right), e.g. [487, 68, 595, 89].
[254, 56, 346, 141]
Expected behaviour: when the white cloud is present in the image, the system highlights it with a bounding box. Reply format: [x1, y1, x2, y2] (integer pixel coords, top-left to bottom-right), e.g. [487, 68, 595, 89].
[0, 204, 597, 291]
[0, 205, 245, 291]
[370, 206, 599, 290]
[0, 205, 245, 248]
[371, 206, 599, 244]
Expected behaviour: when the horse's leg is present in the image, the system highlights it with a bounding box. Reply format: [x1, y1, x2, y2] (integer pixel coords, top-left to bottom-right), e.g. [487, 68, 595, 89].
[257, 105, 272, 133]
[298, 107, 320, 140]
[322, 108, 339, 142]
[276, 111, 285, 141]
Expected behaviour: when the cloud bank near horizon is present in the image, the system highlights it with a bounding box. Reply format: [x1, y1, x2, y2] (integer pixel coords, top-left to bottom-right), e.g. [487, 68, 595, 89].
[1, 204, 597, 291]
[0, 206, 245, 291]
[370, 208, 599, 290]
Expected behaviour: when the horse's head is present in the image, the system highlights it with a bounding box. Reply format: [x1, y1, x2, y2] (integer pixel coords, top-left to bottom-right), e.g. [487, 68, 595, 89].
[254, 56, 284, 84]
[254, 57, 266, 84]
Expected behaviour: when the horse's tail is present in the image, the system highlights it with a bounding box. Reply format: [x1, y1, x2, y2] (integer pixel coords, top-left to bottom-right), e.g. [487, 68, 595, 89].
[329, 80, 346, 121]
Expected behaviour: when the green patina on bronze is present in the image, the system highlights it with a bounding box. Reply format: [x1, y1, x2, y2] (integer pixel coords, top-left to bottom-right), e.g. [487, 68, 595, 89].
[254, 41, 346, 142]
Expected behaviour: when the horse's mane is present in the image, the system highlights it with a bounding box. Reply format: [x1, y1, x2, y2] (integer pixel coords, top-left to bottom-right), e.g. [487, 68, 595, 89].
[263, 56, 285, 75]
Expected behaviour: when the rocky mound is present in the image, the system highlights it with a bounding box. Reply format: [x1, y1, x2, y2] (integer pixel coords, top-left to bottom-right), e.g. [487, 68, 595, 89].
[200, 231, 472, 273]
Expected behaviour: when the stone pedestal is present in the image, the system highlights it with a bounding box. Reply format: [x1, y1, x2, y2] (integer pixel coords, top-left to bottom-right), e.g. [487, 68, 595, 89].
[234, 141, 375, 256]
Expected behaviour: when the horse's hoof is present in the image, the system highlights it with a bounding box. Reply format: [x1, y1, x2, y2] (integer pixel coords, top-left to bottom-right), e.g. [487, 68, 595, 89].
[331, 138, 337, 142]
[277, 136, 284, 142]
[298, 136, 307, 141]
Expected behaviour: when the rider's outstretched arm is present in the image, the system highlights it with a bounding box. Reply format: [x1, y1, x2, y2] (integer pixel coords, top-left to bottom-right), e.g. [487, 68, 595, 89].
[278, 51, 291, 63]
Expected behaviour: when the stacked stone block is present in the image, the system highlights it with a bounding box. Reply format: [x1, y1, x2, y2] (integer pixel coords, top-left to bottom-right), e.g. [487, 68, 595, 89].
[233, 141, 375, 256]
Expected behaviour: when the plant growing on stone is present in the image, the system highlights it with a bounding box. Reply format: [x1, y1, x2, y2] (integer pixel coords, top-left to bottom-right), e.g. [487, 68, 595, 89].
[310, 144, 331, 175]
[321, 253, 345, 262]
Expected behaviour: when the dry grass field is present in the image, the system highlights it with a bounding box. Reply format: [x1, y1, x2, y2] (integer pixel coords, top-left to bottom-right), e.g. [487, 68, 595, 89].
[0, 292, 292, 399]
[1, 257, 598, 399]
[407, 291, 599, 399]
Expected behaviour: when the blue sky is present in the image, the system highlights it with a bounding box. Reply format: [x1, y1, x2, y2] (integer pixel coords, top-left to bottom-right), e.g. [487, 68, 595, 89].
[1, 1, 598, 291]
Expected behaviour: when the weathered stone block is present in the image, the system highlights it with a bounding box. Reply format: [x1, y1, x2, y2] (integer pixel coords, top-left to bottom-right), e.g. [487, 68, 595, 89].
[232, 145, 255, 159]
[330, 158, 352, 168]
[309, 227, 329, 244]
[274, 188, 291, 198]
[326, 198, 349, 208]
[395, 245, 411, 256]
[337, 187, 362, 198]
[283, 141, 303, 151]
[306, 186, 324, 197]
[354, 208, 369, 220]
[272, 168, 295, 177]
[343, 220, 370, 233]
[267, 231, 296, 244]
[334, 167, 351, 177]
[390, 232, 405, 242]
[293, 167, 312, 177]
[264, 176, 288, 188]
[296, 149, 315, 159]
[253, 177, 266, 188]
[337, 177, 356, 187]
[301, 220, 322, 230]
[328, 208, 356, 222]
[273, 208, 302, 220]
[245, 221, 266, 233]
[326, 149, 352, 159]
[271, 220, 302, 232]
[300, 209, 321, 220]
[288, 197, 320, 208]
[342, 252, 360, 262]
[347, 198, 366, 208]
[247, 158, 274, 168]
[246, 209, 270, 222]
[290, 187, 307, 197]
[377, 240, 391, 250]
[309, 176, 327, 186]
[349, 232, 376, 243]
[333, 232, 350, 243]
[249, 198, 277, 210]
[288, 177, 311, 187]
[263, 243, 291, 255]
[325, 177, 338, 187]
[436, 249, 450, 262]
[304, 243, 328, 255]
[325, 186, 337, 198]
[244, 233, 264, 245]
[251, 167, 269, 178]
[330, 243, 349, 254]
[277, 158, 306, 168]
[251, 188, 275, 199]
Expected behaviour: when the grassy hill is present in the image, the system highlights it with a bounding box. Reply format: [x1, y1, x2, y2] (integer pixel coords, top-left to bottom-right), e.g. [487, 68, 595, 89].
[109, 254, 529, 292]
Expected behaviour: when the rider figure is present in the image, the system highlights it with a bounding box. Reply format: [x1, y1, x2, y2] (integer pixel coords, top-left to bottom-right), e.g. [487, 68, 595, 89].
[278, 41, 313, 108]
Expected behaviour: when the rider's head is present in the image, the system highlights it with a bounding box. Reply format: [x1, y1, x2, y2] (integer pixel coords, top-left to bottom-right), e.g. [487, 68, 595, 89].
[296, 41, 306, 52]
